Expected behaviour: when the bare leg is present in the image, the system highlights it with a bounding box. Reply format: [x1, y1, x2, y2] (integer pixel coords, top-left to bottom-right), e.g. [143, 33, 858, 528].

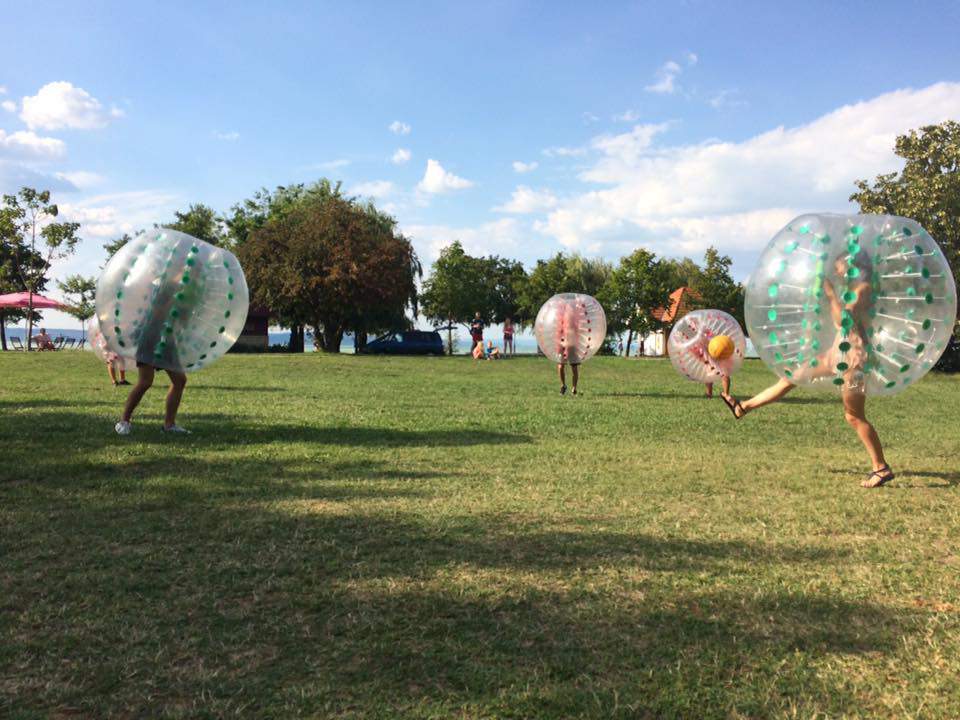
[571, 364, 579, 394]
[705, 382, 713, 398]
[107, 362, 118, 384]
[842, 390, 889, 483]
[122, 365, 155, 422]
[740, 378, 795, 413]
[119, 369, 126, 382]
[558, 363, 567, 393]
[721, 375, 730, 396]
[164, 370, 187, 428]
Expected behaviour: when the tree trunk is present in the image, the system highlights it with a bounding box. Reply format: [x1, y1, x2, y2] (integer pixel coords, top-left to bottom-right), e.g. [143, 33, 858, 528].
[447, 318, 454, 356]
[288, 324, 305, 353]
[321, 324, 342, 353]
[625, 328, 633, 357]
[354, 329, 368, 354]
[639, 337, 645, 357]
[0, 313, 6, 351]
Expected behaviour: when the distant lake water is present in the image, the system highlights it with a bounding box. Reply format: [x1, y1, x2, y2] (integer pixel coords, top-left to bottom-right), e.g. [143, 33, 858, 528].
[5, 326, 758, 357]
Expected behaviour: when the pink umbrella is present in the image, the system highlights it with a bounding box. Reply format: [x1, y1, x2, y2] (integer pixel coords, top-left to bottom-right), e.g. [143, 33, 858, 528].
[0, 292, 65, 309]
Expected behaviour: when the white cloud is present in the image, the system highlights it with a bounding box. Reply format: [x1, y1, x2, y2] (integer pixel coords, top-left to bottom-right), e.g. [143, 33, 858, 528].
[686, 52, 698, 66]
[20, 81, 120, 130]
[54, 170, 105, 190]
[708, 89, 746, 110]
[350, 180, 395, 198]
[582, 111, 600, 124]
[0, 86, 6, 94]
[404, 218, 523, 263]
[0, 129, 66, 159]
[213, 130, 240, 141]
[389, 120, 411, 135]
[613, 109, 641, 123]
[417, 159, 473, 194]
[512, 160, 538, 173]
[1, 100, 16, 113]
[494, 186, 558, 214]
[542, 145, 587, 158]
[59, 190, 180, 239]
[391, 147, 412, 164]
[310, 158, 351, 172]
[537, 82, 960, 258]
[645, 60, 682, 94]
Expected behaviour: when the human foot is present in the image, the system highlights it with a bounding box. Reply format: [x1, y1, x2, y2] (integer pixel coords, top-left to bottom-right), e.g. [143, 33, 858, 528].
[861, 465, 895, 488]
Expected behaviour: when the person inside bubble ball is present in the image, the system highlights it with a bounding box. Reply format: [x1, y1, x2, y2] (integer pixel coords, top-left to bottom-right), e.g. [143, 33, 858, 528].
[114, 362, 189, 435]
[721, 251, 894, 488]
[105, 353, 130, 386]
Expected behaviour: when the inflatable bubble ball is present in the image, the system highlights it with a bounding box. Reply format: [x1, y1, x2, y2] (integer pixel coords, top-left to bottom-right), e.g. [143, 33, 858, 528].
[534, 293, 607, 364]
[668, 309, 746, 383]
[745, 213, 957, 395]
[95, 228, 250, 373]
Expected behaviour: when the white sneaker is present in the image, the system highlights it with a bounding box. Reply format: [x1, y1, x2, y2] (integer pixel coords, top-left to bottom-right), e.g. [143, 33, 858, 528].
[162, 424, 191, 434]
[115, 421, 132, 435]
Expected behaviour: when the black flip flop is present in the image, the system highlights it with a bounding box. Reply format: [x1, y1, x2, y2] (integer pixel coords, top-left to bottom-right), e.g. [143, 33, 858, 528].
[863, 465, 895, 488]
[720, 393, 744, 420]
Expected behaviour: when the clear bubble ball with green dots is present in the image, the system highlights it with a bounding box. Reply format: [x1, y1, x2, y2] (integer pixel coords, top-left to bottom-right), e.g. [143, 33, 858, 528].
[95, 228, 250, 373]
[745, 213, 957, 395]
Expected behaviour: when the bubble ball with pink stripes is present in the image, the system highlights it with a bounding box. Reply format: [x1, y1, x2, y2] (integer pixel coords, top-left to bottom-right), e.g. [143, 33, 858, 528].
[745, 213, 957, 395]
[668, 309, 746, 384]
[534, 293, 607, 364]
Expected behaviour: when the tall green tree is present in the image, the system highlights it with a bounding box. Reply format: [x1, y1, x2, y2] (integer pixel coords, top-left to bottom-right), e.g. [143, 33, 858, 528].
[237, 188, 419, 352]
[518, 252, 613, 321]
[600, 249, 674, 356]
[225, 182, 344, 351]
[0, 188, 81, 350]
[662, 248, 745, 328]
[57, 274, 97, 344]
[167, 203, 225, 246]
[103, 232, 135, 262]
[420, 242, 526, 354]
[850, 120, 960, 310]
[0, 239, 46, 351]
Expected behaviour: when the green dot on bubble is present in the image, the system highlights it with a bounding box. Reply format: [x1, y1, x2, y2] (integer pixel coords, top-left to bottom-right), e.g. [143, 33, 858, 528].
[903, 226, 912, 236]
[767, 309, 777, 321]
[915, 343, 925, 354]
[774, 351, 784, 362]
[210, 341, 217, 348]
[190, 246, 199, 254]
[768, 284, 779, 298]
[200, 354, 207, 360]
[839, 341, 851, 352]
[114, 309, 120, 317]
[228, 277, 234, 285]
[784, 370, 793, 378]
[842, 290, 856, 303]
[186, 258, 195, 267]
[114, 326, 121, 334]
[810, 359, 818, 367]
[227, 292, 234, 300]
[847, 241, 861, 255]
[922, 267, 930, 278]
[924, 293, 934, 304]
[768, 331, 778, 345]
[836, 362, 849, 371]
[914, 245, 923, 255]
[850, 225, 863, 235]
[906, 286, 917, 297]
[811, 340, 821, 351]
[218, 326, 225, 333]
[798, 225, 810, 234]
[922, 319, 932, 330]
[833, 377, 844, 385]
[224, 310, 231, 318]
[796, 352, 805, 362]
[886, 381, 896, 388]
[847, 266, 860, 279]
[176, 292, 185, 301]
[223, 261, 229, 268]
[182, 275, 190, 284]
[171, 309, 179, 318]
[118, 340, 126, 347]
[900, 364, 910, 373]
[784, 241, 798, 253]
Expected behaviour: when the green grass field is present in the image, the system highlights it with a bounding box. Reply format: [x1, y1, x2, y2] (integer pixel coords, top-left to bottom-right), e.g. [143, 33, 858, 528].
[1, 351, 958, 719]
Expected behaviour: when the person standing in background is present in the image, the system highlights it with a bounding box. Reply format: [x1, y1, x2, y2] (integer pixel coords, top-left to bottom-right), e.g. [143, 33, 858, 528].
[503, 317, 515, 356]
[470, 312, 484, 350]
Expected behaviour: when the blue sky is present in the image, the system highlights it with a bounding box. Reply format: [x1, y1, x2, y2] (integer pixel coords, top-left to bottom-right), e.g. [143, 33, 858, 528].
[2, 0, 959, 329]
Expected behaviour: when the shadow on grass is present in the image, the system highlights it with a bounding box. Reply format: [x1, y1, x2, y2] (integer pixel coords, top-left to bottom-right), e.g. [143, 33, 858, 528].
[0, 494, 911, 718]
[896, 469, 960, 488]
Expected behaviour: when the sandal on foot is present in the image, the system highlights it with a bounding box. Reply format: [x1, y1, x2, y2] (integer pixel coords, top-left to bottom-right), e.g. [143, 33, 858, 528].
[720, 393, 745, 420]
[560, 385, 567, 395]
[862, 465, 895, 488]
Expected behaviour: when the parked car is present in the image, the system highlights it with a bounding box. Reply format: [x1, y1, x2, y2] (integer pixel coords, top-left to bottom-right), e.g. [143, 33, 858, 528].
[359, 330, 444, 355]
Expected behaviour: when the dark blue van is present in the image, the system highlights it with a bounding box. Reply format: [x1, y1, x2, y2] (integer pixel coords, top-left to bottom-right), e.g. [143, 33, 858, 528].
[359, 330, 444, 355]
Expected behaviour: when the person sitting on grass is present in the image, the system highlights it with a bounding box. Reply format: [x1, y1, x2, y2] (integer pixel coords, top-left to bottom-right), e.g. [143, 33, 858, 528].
[484, 340, 502, 360]
[472, 341, 485, 361]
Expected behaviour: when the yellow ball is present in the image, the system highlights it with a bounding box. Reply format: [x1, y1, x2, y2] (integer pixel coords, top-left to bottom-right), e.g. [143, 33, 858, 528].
[708, 334, 734, 360]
